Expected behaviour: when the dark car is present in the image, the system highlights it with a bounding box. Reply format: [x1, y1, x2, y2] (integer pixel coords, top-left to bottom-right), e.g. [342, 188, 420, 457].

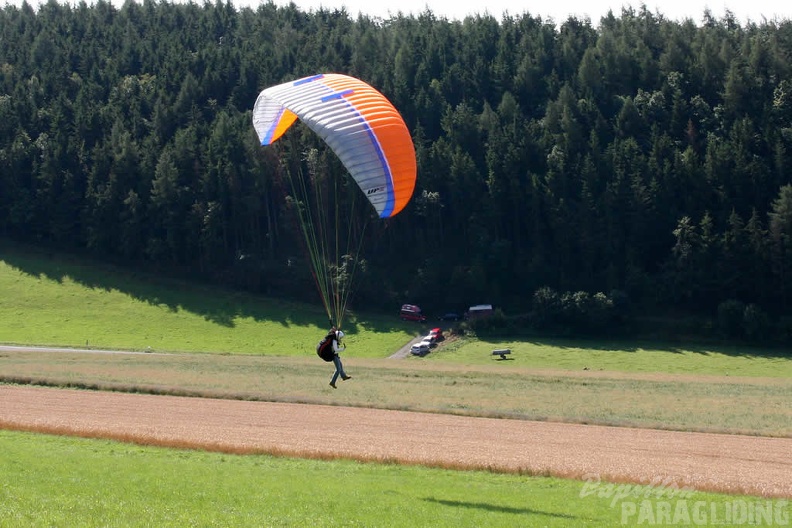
[439, 312, 460, 322]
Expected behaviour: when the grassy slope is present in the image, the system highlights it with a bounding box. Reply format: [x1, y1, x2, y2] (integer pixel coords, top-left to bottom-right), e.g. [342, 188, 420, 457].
[0, 241, 417, 357]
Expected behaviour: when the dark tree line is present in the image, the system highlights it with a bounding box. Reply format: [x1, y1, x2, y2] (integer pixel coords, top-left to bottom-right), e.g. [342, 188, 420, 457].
[2, 0, 792, 338]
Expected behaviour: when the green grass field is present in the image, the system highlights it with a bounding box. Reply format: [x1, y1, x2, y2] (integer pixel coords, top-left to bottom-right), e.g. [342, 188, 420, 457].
[423, 336, 792, 378]
[1, 240, 791, 526]
[0, 241, 415, 357]
[0, 430, 765, 528]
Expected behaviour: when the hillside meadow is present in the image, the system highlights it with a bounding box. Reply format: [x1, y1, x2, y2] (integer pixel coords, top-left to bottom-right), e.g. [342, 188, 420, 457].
[1, 242, 791, 526]
[0, 241, 414, 356]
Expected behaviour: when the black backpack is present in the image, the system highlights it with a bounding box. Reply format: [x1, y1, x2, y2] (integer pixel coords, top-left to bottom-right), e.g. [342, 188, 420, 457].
[316, 333, 336, 362]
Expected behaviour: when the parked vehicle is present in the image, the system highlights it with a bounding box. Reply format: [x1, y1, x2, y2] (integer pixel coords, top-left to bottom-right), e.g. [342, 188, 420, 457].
[410, 341, 430, 356]
[439, 312, 460, 322]
[429, 327, 443, 340]
[466, 304, 493, 320]
[400, 304, 427, 322]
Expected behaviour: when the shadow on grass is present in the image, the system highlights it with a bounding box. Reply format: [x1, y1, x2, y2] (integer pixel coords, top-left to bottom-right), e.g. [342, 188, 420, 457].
[0, 239, 410, 335]
[422, 497, 577, 519]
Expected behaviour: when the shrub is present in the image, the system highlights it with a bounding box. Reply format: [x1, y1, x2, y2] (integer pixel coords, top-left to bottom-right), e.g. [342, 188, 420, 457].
[742, 303, 770, 342]
[609, 289, 630, 321]
[776, 316, 792, 342]
[530, 287, 615, 335]
[717, 299, 745, 338]
[588, 292, 615, 329]
[560, 291, 590, 328]
[530, 286, 563, 329]
[466, 308, 507, 334]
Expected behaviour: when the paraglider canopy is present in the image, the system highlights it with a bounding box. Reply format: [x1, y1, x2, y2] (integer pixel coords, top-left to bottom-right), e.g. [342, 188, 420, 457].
[252, 73, 416, 219]
[252, 74, 417, 328]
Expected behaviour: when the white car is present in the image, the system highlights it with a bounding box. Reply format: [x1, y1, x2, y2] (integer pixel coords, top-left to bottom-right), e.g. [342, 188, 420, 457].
[410, 341, 431, 356]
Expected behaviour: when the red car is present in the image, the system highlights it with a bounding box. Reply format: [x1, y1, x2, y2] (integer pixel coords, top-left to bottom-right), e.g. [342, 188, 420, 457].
[400, 304, 426, 322]
[429, 328, 443, 340]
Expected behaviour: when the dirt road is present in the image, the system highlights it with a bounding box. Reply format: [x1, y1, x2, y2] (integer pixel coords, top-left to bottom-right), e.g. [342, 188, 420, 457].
[1, 385, 789, 498]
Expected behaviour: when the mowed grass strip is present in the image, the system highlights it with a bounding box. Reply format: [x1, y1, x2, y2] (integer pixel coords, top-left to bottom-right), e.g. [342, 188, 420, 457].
[425, 336, 792, 378]
[2, 351, 790, 437]
[0, 430, 766, 528]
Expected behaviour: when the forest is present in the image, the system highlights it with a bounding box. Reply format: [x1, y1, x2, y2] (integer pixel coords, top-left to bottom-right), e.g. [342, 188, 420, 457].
[2, 0, 792, 341]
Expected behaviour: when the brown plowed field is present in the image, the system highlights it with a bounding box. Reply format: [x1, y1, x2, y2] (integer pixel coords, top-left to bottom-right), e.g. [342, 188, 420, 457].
[1, 385, 790, 498]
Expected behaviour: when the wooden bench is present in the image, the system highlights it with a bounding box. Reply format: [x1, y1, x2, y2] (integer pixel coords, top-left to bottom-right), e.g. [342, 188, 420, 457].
[492, 349, 511, 360]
